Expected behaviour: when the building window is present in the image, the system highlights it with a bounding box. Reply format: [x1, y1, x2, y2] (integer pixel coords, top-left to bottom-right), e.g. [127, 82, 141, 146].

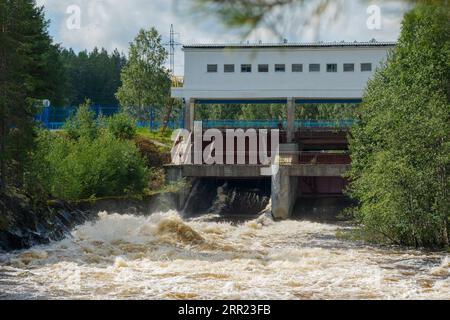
[275, 64, 286, 72]
[309, 64, 320, 72]
[361, 63, 372, 72]
[224, 64, 235, 73]
[241, 64, 252, 73]
[344, 63, 355, 72]
[292, 64, 303, 72]
[258, 64, 269, 73]
[207, 64, 218, 73]
[327, 64, 338, 72]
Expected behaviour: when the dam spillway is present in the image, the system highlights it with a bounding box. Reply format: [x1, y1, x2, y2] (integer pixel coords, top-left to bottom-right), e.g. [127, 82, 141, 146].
[166, 128, 352, 220]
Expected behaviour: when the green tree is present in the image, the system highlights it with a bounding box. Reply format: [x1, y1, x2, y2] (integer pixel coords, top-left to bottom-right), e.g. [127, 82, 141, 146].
[64, 100, 99, 140]
[348, 3, 450, 247]
[60, 47, 126, 106]
[296, 104, 359, 120]
[0, 0, 64, 193]
[107, 112, 137, 140]
[116, 28, 171, 121]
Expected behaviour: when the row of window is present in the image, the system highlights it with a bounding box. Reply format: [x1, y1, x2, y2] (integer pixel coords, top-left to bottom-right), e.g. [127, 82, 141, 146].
[207, 63, 373, 73]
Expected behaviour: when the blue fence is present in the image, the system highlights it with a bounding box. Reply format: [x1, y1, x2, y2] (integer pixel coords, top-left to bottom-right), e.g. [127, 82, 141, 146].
[36, 106, 354, 131]
[35, 105, 184, 130]
[35, 105, 120, 129]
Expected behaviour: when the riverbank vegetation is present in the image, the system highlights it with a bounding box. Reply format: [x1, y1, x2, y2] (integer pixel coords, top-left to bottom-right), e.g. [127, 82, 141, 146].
[31, 102, 150, 201]
[348, 4, 450, 247]
[0, 2, 174, 208]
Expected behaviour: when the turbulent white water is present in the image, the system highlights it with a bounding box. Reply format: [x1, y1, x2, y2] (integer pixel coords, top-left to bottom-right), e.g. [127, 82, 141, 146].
[0, 211, 449, 300]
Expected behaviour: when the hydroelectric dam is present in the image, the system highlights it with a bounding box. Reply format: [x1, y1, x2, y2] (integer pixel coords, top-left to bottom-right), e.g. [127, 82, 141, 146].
[167, 41, 395, 219]
[166, 124, 352, 220]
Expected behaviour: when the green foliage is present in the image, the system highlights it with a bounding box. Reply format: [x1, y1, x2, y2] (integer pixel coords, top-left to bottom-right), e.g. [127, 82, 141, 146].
[240, 104, 286, 121]
[64, 100, 99, 140]
[31, 103, 150, 201]
[116, 27, 171, 121]
[0, 0, 65, 192]
[196, 104, 241, 120]
[195, 103, 358, 121]
[136, 128, 174, 147]
[296, 104, 359, 120]
[348, 3, 450, 247]
[60, 47, 126, 106]
[37, 131, 149, 201]
[107, 113, 137, 140]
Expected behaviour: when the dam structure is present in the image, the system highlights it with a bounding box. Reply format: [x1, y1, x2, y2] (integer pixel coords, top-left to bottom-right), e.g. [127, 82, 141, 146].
[167, 41, 396, 219]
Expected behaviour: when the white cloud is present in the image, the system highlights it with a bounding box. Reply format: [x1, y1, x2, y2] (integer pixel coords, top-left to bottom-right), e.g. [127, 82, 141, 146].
[40, 0, 409, 75]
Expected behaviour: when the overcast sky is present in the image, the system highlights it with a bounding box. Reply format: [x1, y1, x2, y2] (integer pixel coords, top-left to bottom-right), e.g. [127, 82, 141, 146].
[37, 0, 410, 75]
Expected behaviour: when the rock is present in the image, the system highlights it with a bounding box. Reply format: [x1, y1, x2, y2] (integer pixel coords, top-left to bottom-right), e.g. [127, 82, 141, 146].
[0, 191, 93, 252]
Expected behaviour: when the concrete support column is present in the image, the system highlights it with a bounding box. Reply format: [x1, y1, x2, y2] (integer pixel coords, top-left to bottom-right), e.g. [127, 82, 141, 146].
[184, 98, 195, 131]
[271, 143, 299, 220]
[166, 166, 193, 211]
[287, 97, 295, 143]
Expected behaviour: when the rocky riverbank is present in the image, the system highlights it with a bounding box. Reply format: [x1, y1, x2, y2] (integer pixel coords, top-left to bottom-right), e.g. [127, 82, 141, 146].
[0, 190, 179, 252]
[0, 191, 92, 252]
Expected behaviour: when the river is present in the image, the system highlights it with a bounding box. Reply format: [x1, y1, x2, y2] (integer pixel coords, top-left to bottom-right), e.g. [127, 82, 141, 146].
[0, 210, 449, 300]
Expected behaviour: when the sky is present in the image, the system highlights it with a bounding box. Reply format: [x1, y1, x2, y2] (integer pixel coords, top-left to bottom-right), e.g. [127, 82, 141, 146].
[37, 0, 411, 75]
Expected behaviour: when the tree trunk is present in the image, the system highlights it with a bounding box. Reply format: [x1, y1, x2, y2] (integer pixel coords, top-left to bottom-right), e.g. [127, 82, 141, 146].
[161, 98, 174, 133]
[0, 116, 6, 192]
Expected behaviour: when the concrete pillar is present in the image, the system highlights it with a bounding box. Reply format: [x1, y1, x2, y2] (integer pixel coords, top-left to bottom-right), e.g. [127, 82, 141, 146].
[271, 143, 299, 220]
[287, 98, 295, 143]
[165, 166, 192, 211]
[184, 98, 195, 131]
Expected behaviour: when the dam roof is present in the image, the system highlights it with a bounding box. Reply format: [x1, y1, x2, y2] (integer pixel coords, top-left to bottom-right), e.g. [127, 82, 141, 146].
[183, 41, 397, 50]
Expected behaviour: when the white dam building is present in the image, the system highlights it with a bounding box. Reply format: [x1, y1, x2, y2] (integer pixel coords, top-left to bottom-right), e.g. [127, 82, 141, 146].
[172, 41, 395, 134]
[172, 41, 395, 102]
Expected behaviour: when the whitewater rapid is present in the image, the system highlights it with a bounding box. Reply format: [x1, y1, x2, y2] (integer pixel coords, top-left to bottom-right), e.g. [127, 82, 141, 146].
[0, 211, 449, 300]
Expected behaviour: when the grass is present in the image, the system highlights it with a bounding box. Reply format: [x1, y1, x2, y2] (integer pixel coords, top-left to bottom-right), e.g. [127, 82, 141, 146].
[136, 128, 174, 147]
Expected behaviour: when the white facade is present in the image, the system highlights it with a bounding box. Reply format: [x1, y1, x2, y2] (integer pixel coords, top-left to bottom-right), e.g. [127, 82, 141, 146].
[171, 42, 395, 101]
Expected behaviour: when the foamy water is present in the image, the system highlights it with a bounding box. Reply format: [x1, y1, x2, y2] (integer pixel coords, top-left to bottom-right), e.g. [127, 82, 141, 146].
[0, 211, 449, 300]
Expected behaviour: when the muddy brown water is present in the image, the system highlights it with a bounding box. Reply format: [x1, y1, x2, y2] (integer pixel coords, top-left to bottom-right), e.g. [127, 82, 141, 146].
[0, 210, 448, 300]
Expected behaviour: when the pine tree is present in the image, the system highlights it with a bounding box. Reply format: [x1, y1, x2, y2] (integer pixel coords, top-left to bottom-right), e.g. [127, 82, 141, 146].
[0, 0, 63, 192]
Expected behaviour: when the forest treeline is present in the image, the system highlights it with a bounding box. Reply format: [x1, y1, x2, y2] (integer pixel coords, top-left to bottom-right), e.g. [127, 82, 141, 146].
[0, 1, 170, 210]
[60, 48, 126, 106]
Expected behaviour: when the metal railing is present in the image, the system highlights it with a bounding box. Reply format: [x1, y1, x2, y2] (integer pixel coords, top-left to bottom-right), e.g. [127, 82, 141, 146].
[35, 105, 354, 131]
[201, 119, 355, 129]
[35, 105, 184, 130]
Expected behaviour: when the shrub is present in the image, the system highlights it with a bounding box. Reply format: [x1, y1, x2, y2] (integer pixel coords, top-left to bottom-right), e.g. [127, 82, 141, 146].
[38, 131, 149, 201]
[106, 112, 137, 140]
[64, 100, 98, 140]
